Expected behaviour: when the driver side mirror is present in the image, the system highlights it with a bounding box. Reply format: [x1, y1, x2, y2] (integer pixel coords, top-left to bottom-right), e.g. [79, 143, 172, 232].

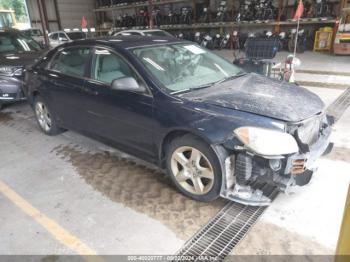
[111, 77, 146, 93]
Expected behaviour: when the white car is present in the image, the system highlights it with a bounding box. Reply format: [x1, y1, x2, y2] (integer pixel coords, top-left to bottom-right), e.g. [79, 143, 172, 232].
[48, 31, 86, 48]
[113, 29, 173, 37]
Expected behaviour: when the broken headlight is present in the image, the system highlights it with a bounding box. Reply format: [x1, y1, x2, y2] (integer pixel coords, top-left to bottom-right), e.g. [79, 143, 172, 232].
[297, 116, 322, 146]
[234, 126, 299, 156]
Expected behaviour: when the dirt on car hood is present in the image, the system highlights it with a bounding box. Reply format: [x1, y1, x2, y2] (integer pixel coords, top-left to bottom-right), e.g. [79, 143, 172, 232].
[180, 73, 325, 122]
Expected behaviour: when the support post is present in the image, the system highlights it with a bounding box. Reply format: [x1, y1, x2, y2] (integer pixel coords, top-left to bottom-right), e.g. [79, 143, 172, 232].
[53, 0, 62, 30]
[40, 0, 50, 32]
[339, 0, 348, 15]
[37, 0, 49, 47]
[335, 184, 350, 259]
[148, 0, 153, 29]
[275, 0, 284, 33]
[192, 0, 196, 22]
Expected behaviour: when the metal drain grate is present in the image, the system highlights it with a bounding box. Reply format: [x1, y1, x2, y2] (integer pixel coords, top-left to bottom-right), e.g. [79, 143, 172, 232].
[327, 87, 350, 123]
[176, 184, 279, 261]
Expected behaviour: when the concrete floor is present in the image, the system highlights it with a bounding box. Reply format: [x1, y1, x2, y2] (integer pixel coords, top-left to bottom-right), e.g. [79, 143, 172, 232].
[0, 51, 349, 256]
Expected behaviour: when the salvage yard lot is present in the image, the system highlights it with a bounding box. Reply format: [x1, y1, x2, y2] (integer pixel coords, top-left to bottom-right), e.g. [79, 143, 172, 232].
[0, 85, 349, 255]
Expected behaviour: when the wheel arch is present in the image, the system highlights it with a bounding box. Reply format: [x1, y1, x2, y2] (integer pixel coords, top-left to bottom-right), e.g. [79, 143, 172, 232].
[158, 128, 215, 168]
[28, 90, 40, 106]
[161, 129, 231, 201]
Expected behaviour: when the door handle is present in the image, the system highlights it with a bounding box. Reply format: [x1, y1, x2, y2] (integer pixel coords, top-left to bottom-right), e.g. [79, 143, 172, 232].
[82, 87, 98, 96]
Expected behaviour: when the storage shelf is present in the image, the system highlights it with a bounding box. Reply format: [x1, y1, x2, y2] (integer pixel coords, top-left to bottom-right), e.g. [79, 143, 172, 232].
[95, 18, 336, 33]
[94, 0, 187, 12]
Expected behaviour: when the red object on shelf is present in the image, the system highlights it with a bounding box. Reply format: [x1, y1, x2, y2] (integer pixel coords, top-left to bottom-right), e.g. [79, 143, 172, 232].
[293, 0, 304, 19]
[81, 16, 87, 28]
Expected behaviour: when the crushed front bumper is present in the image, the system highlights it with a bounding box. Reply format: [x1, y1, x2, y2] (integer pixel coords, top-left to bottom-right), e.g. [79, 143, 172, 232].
[219, 125, 333, 205]
[0, 76, 26, 104]
[285, 125, 332, 188]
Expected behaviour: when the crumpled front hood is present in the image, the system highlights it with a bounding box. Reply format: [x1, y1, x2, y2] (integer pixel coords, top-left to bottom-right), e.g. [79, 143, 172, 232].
[180, 73, 325, 122]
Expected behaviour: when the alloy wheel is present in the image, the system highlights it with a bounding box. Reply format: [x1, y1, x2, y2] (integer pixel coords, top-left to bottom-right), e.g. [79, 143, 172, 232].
[170, 146, 214, 195]
[35, 101, 52, 132]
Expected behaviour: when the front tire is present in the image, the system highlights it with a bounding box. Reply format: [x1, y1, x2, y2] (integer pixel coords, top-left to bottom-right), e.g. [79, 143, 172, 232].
[34, 96, 64, 135]
[165, 134, 222, 202]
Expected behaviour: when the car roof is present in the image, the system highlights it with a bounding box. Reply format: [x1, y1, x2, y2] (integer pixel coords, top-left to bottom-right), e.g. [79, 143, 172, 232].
[65, 35, 186, 49]
[49, 30, 83, 35]
[48, 31, 63, 35]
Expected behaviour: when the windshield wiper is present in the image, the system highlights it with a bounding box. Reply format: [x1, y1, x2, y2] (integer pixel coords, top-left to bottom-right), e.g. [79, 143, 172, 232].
[215, 71, 247, 85]
[170, 72, 247, 95]
[171, 81, 217, 95]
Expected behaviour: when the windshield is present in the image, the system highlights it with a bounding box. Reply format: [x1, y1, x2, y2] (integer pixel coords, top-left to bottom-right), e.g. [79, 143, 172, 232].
[30, 29, 43, 36]
[144, 31, 172, 37]
[0, 32, 42, 53]
[133, 43, 241, 93]
[67, 32, 86, 40]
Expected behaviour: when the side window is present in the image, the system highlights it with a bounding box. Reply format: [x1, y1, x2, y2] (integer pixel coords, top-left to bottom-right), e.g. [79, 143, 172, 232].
[91, 49, 138, 85]
[50, 33, 58, 40]
[59, 33, 68, 41]
[50, 47, 91, 78]
[119, 32, 139, 36]
[0, 35, 16, 53]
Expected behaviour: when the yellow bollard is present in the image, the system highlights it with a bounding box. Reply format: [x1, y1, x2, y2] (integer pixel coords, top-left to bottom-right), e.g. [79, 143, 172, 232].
[335, 184, 350, 262]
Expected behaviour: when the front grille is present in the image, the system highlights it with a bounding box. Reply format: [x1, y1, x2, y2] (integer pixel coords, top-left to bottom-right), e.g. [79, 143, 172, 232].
[291, 158, 306, 175]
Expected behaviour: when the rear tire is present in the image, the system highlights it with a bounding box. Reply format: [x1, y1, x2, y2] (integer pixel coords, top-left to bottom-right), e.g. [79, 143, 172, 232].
[165, 134, 222, 202]
[33, 96, 64, 135]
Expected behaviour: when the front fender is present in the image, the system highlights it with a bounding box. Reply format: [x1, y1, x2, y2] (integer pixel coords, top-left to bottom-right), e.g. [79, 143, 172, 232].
[189, 104, 286, 145]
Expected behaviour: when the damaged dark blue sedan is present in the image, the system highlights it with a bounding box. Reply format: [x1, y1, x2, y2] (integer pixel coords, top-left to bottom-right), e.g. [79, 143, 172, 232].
[24, 36, 333, 206]
[0, 29, 44, 109]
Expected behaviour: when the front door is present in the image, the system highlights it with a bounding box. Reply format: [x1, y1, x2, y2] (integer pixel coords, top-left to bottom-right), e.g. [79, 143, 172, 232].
[81, 48, 156, 159]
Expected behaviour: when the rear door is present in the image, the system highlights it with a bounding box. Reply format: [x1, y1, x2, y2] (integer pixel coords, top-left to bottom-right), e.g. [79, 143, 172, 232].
[43, 46, 92, 130]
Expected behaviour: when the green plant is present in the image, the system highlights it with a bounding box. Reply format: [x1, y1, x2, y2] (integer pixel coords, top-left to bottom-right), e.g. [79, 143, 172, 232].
[0, 0, 29, 23]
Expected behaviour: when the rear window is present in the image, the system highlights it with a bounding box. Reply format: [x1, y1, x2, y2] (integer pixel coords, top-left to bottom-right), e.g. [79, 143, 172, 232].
[50, 47, 90, 78]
